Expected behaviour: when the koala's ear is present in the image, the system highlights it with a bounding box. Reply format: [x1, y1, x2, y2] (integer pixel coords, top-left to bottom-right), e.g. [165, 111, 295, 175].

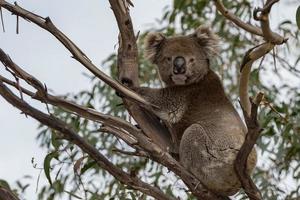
[144, 32, 166, 63]
[193, 25, 220, 58]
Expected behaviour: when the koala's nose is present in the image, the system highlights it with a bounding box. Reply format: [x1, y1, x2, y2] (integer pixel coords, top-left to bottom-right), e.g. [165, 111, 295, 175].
[173, 56, 186, 74]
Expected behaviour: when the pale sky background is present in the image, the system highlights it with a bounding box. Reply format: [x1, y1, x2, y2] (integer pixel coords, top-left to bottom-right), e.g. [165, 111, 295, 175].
[0, 0, 299, 200]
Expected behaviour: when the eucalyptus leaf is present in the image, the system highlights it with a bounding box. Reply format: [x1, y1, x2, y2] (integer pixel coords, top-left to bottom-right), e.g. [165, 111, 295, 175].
[297, 5, 300, 29]
[43, 151, 59, 186]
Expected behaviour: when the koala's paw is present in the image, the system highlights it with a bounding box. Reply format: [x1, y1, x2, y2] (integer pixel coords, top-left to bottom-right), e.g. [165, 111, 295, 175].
[116, 78, 135, 98]
[115, 90, 124, 98]
[121, 78, 133, 87]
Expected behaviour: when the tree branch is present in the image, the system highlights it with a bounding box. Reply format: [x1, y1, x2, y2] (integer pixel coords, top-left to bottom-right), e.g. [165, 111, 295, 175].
[253, 0, 287, 44]
[214, 0, 286, 116]
[0, 0, 150, 108]
[108, 0, 175, 153]
[0, 79, 176, 200]
[0, 187, 19, 200]
[239, 42, 274, 116]
[235, 93, 264, 200]
[213, 0, 263, 36]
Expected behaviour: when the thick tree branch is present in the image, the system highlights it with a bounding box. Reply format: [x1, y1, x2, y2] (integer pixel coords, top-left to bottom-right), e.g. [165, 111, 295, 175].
[235, 93, 264, 200]
[108, 0, 175, 153]
[0, 0, 151, 108]
[0, 80, 176, 200]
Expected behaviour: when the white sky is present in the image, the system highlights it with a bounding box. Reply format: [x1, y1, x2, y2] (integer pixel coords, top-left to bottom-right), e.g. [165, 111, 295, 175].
[0, 0, 299, 199]
[0, 0, 171, 199]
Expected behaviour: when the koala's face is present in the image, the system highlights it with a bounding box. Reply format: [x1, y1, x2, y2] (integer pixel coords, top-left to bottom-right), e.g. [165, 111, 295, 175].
[145, 26, 219, 86]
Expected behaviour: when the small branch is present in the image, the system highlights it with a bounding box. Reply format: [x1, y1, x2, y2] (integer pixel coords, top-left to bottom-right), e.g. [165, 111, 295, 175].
[253, 0, 287, 44]
[112, 148, 149, 158]
[0, 7, 5, 32]
[0, 80, 176, 200]
[0, 0, 151, 108]
[213, 0, 263, 36]
[239, 42, 274, 116]
[235, 93, 264, 200]
[99, 126, 138, 147]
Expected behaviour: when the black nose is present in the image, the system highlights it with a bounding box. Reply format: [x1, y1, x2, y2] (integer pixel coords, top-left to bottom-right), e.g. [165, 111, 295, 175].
[173, 56, 186, 74]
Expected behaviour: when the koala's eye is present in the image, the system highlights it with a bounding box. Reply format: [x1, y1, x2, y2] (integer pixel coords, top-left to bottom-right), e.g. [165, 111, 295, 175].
[189, 58, 195, 63]
[166, 57, 171, 62]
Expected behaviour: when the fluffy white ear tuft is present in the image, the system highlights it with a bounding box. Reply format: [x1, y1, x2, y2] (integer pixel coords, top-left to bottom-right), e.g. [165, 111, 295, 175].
[144, 32, 165, 63]
[194, 25, 220, 58]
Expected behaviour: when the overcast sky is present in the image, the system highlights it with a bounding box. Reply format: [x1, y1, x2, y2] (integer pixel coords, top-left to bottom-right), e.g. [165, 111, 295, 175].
[0, 0, 299, 199]
[0, 0, 170, 199]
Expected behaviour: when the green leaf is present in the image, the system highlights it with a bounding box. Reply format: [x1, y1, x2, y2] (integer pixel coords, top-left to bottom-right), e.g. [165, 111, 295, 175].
[297, 5, 300, 29]
[43, 151, 59, 186]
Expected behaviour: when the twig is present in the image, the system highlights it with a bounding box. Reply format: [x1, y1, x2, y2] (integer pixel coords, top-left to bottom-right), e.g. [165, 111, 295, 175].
[0, 7, 5, 32]
[261, 98, 288, 123]
[253, 0, 287, 44]
[112, 148, 149, 158]
[213, 0, 263, 36]
[99, 125, 138, 147]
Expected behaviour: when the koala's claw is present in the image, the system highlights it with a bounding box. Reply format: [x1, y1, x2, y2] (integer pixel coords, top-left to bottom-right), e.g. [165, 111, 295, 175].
[121, 77, 133, 87]
[115, 90, 124, 98]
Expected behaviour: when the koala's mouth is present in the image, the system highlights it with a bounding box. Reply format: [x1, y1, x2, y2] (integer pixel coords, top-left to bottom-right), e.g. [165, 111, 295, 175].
[171, 74, 187, 85]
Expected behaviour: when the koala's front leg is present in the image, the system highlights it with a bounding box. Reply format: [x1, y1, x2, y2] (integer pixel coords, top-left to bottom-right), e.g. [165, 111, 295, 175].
[132, 87, 186, 124]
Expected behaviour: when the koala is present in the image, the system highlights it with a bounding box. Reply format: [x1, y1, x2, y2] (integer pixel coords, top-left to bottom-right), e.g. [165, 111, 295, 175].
[133, 26, 257, 196]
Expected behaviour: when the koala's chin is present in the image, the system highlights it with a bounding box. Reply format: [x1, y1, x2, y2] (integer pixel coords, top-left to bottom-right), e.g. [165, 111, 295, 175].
[171, 74, 187, 85]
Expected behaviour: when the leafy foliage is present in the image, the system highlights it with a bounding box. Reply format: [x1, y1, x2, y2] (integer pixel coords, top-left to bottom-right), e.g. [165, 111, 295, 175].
[8, 1, 300, 199]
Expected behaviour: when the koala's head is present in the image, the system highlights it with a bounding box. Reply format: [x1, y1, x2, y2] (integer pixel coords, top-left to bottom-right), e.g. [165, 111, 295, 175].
[145, 25, 219, 86]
